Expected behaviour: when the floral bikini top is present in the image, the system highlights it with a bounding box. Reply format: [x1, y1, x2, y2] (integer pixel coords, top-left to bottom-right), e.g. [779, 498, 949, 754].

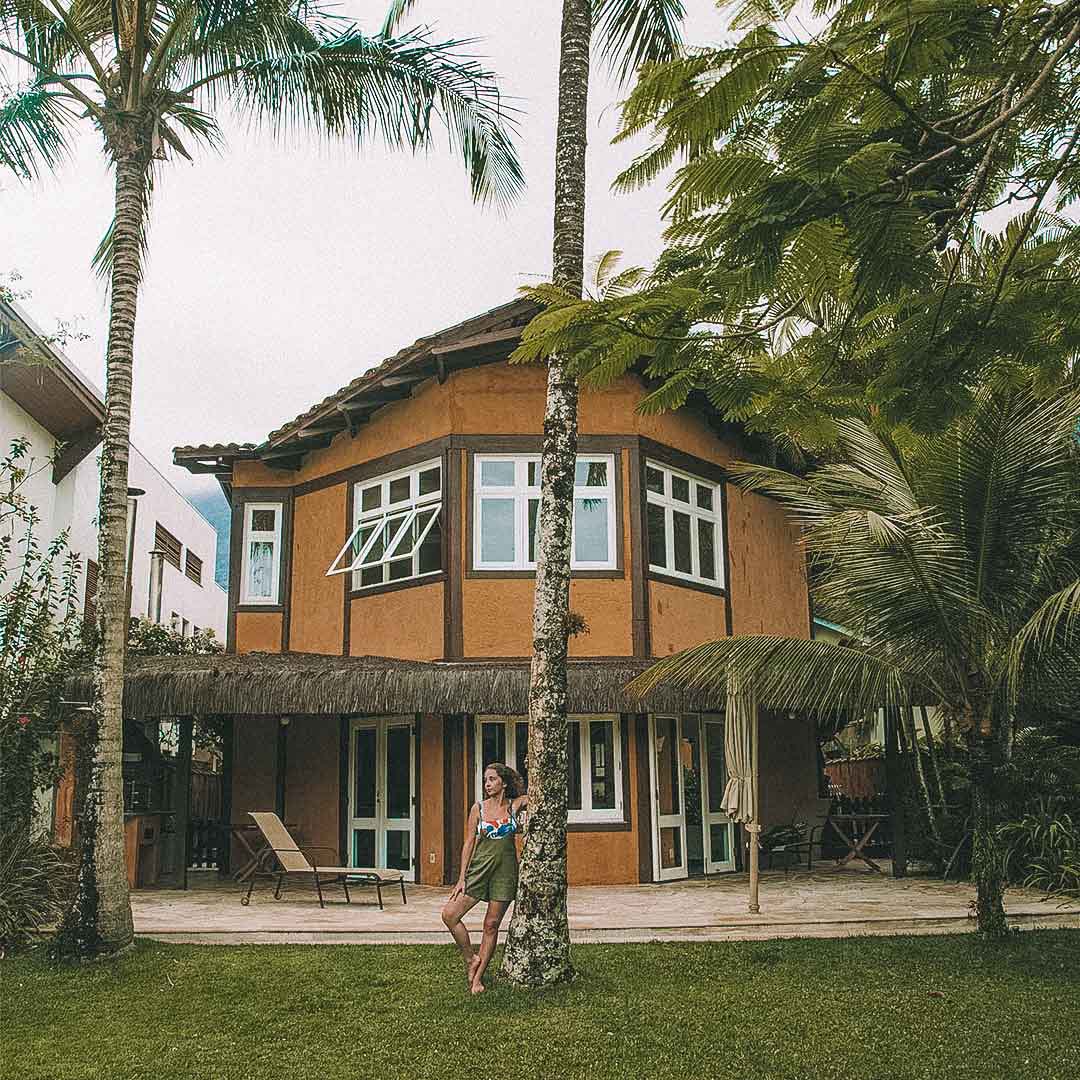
[476, 803, 520, 840]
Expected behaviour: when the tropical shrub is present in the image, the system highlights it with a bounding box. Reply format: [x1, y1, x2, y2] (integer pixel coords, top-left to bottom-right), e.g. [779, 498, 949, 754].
[0, 828, 75, 955]
[1000, 799, 1080, 900]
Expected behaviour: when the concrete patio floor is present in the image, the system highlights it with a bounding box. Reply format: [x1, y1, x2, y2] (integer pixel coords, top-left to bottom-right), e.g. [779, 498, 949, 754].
[134, 865, 1080, 944]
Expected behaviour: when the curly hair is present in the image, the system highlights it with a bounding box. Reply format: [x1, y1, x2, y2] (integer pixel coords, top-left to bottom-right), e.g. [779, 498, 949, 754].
[484, 761, 525, 801]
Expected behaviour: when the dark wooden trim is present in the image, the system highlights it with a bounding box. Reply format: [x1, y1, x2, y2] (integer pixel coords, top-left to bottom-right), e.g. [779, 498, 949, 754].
[346, 572, 446, 600]
[280, 494, 294, 651]
[566, 821, 632, 833]
[413, 714, 422, 880]
[275, 719, 288, 819]
[455, 434, 629, 454]
[342, 480, 353, 656]
[444, 449, 464, 660]
[638, 438, 729, 485]
[464, 569, 624, 580]
[231, 488, 294, 626]
[627, 445, 650, 658]
[173, 715, 194, 890]
[226, 499, 242, 653]
[465, 715, 475, 808]
[634, 714, 654, 883]
[444, 715, 466, 885]
[52, 425, 102, 485]
[339, 717, 349, 864]
[720, 479, 735, 637]
[291, 436, 451, 498]
[646, 569, 728, 598]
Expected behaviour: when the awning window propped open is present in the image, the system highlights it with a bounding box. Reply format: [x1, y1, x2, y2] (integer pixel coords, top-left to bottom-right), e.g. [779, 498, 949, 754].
[326, 500, 442, 578]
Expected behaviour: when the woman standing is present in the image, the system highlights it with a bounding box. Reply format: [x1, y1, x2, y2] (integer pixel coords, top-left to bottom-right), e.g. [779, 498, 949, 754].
[441, 763, 527, 994]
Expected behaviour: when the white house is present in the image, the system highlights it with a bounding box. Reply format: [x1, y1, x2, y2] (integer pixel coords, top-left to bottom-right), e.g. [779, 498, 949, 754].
[1, 298, 227, 640]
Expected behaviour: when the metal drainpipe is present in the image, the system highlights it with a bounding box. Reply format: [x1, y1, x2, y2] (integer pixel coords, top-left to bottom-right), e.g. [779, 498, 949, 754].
[148, 548, 166, 623]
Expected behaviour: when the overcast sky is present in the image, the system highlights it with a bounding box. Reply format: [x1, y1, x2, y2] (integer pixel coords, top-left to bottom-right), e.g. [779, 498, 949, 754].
[1, 2, 737, 496]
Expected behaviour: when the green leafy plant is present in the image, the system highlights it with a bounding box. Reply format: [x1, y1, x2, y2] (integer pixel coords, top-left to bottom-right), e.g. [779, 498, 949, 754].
[1000, 799, 1080, 900]
[0, 828, 75, 956]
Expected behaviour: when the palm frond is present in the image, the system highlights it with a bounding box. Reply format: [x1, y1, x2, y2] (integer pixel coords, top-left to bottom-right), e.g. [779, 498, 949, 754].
[1008, 580, 1080, 691]
[593, 0, 684, 87]
[223, 24, 523, 206]
[379, 0, 422, 38]
[627, 635, 916, 720]
[0, 83, 77, 180]
[91, 163, 156, 283]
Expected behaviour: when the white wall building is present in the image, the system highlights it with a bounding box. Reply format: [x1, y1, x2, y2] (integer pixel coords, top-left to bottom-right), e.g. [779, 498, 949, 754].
[1, 298, 227, 640]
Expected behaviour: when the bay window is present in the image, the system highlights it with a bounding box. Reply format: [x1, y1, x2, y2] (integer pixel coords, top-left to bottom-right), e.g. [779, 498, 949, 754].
[327, 459, 442, 589]
[240, 502, 283, 604]
[473, 454, 617, 571]
[645, 460, 724, 588]
[474, 714, 624, 824]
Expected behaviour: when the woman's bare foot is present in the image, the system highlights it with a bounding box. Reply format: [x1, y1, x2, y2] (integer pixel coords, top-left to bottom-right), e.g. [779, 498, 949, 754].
[469, 978, 485, 995]
[466, 955, 481, 985]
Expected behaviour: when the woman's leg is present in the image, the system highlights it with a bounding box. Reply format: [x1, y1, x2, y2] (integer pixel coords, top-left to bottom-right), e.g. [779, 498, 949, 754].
[441, 892, 481, 976]
[470, 899, 511, 993]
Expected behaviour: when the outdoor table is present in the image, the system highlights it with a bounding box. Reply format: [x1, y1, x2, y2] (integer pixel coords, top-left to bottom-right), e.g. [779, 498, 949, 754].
[825, 813, 890, 873]
[228, 821, 301, 883]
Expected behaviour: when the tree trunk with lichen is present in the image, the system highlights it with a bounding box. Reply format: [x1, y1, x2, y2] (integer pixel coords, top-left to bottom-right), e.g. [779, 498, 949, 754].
[969, 715, 1008, 936]
[56, 132, 147, 959]
[500, 0, 590, 989]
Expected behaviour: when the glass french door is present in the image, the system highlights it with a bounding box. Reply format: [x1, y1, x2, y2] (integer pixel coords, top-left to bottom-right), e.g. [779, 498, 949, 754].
[699, 714, 735, 873]
[649, 714, 688, 881]
[348, 717, 415, 881]
[649, 714, 736, 880]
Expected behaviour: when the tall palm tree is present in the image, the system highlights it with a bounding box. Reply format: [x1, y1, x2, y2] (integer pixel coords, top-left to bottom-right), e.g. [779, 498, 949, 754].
[1, 0, 522, 958]
[506, 0, 683, 987]
[630, 385, 1080, 936]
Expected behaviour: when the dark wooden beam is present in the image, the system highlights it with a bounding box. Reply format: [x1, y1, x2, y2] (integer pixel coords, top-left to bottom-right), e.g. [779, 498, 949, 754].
[430, 326, 522, 355]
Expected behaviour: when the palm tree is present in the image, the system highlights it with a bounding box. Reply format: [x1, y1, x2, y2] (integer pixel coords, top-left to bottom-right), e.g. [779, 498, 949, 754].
[630, 385, 1080, 935]
[1, 0, 522, 958]
[504, 0, 683, 987]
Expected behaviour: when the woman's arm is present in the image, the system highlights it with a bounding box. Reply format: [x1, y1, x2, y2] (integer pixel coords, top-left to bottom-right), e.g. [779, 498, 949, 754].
[513, 794, 529, 814]
[451, 803, 480, 900]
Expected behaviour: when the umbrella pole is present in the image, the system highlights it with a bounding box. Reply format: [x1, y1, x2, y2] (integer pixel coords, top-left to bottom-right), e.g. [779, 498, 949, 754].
[748, 704, 760, 914]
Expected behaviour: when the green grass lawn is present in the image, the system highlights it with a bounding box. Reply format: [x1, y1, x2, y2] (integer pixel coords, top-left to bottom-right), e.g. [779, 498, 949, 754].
[3, 932, 1078, 1080]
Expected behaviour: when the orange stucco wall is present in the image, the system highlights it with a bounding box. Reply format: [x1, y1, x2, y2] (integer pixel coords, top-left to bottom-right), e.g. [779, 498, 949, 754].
[726, 487, 810, 638]
[349, 581, 444, 659]
[648, 580, 729, 656]
[283, 717, 341, 857]
[418, 716, 444, 885]
[235, 612, 282, 654]
[462, 577, 633, 657]
[289, 486, 347, 653]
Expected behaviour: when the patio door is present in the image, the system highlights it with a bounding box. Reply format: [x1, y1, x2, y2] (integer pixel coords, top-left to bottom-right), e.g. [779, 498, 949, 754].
[649, 714, 688, 881]
[699, 714, 736, 874]
[348, 716, 415, 881]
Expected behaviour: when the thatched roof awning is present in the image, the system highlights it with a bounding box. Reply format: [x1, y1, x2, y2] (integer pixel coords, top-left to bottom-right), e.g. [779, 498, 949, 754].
[66, 652, 720, 719]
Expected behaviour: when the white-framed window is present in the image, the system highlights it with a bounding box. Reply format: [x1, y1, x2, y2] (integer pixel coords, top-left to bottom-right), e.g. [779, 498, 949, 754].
[645, 460, 724, 588]
[327, 459, 442, 590]
[240, 502, 283, 605]
[474, 714, 623, 824]
[473, 454, 617, 571]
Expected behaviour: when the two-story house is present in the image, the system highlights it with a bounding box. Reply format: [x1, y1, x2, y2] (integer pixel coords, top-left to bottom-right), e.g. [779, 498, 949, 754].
[169, 298, 818, 887]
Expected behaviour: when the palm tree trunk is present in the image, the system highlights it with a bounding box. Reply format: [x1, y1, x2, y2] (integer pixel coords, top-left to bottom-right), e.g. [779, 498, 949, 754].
[57, 147, 146, 959]
[969, 719, 1008, 936]
[904, 705, 941, 845]
[501, 0, 590, 989]
[919, 705, 947, 808]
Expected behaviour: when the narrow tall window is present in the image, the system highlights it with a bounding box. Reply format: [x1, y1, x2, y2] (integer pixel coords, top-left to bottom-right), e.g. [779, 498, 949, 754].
[83, 559, 99, 623]
[240, 502, 283, 604]
[327, 460, 442, 589]
[473, 454, 617, 571]
[645, 461, 724, 588]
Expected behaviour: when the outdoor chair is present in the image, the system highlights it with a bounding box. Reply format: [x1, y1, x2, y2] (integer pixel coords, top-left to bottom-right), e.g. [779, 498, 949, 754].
[769, 797, 834, 874]
[241, 812, 407, 910]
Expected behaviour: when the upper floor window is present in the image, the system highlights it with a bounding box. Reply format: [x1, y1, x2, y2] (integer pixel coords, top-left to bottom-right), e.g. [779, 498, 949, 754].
[473, 454, 616, 571]
[240, 502, 283, 604]
[327, 460, 442, 589]
[645, 460, 724, 588]
[155, 522, 182, 571]
[474, 714, 623, 824]
[185, 550, 203, 586]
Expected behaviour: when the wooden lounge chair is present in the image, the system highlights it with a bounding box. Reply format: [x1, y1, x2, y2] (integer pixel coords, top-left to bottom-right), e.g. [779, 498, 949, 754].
[241, 812, 406, 910]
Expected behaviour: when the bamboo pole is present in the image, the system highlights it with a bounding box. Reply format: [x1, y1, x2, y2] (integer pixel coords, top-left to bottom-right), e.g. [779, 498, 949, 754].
[748, 703, 760, 914]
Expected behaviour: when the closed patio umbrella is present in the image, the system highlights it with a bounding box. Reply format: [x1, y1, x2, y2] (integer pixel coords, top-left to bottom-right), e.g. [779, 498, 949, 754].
[723, 673, 761, 913]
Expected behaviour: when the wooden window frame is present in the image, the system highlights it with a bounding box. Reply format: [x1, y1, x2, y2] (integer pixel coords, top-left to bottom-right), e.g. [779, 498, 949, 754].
[644, 459, 725, 590]
[155, 523, 182, 571]
[185, 550, 203, 587]
[239, 501, 283, 606]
